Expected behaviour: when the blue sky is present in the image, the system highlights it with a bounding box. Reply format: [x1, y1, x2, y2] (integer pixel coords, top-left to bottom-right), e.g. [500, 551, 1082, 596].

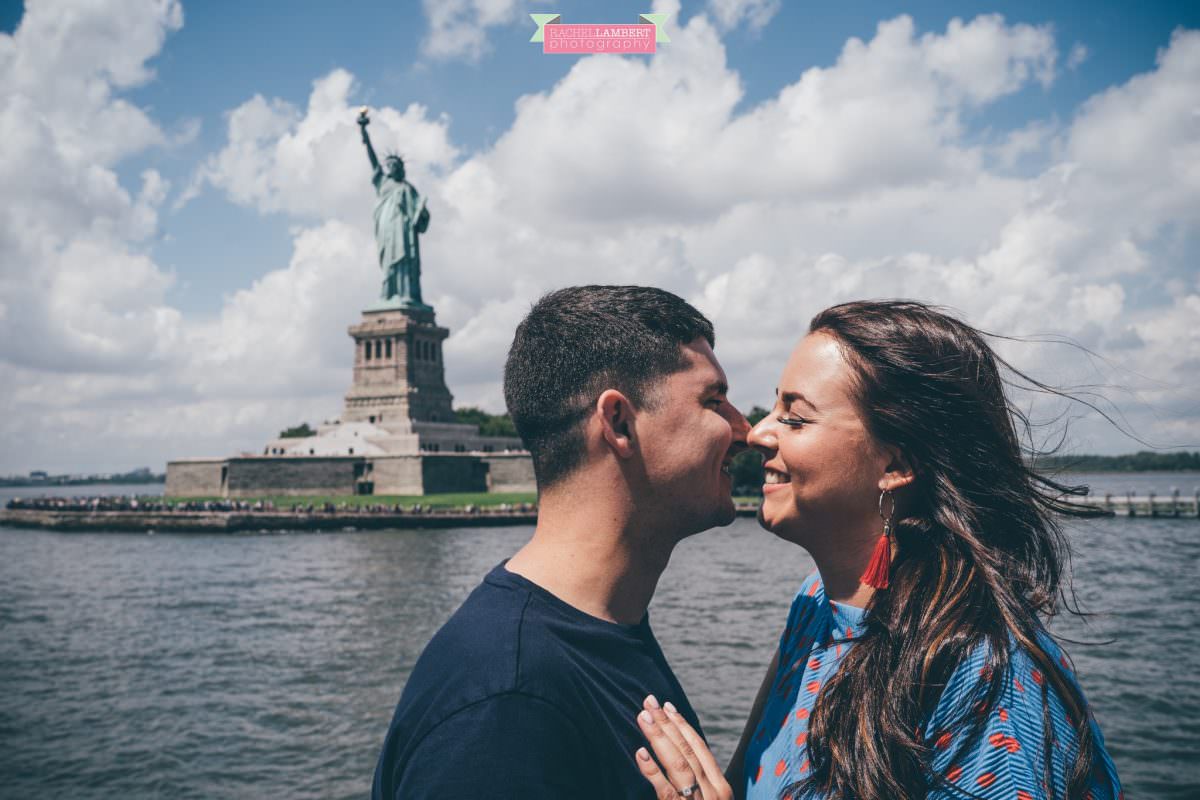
[1, 0, 1198, 472]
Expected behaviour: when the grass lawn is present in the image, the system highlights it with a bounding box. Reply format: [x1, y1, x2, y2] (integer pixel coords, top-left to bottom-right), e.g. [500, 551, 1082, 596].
[157, 492, 538, 509]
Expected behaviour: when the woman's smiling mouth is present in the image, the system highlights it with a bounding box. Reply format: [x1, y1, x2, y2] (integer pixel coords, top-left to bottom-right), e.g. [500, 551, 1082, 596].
[763, 468, 790, 491]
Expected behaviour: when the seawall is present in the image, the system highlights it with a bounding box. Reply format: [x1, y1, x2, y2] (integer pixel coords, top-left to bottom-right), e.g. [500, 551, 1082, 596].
[0, 505, 769, 533]
[0, 508, 537, 533]
[6, 494, 1199, 534]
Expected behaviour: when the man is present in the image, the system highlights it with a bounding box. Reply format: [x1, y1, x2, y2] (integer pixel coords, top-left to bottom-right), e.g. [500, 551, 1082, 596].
[372, 285, 749, 798]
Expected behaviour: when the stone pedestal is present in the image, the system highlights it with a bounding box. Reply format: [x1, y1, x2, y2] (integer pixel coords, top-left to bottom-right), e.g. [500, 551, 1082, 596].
[167, 300, 536, 499]
[343, 306, 455, 426]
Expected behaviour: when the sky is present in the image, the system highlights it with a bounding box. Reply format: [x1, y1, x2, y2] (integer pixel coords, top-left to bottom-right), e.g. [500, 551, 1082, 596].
[0, 0, 1198, 474]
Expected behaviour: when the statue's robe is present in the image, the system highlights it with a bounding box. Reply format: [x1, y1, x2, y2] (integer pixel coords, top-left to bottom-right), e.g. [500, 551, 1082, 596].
[372, 168, 430, 304]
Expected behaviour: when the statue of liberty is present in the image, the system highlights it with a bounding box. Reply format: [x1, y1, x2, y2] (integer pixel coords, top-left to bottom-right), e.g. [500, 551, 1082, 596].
[357, 107, 431, 308]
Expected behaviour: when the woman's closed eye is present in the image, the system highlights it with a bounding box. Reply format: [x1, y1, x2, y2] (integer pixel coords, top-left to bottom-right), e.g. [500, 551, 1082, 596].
[777, 414, 810, 428]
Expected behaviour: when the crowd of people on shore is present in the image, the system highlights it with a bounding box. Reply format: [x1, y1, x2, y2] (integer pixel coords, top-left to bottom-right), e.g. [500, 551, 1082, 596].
[6, 496, 278, 512]
[4, 496, 538, 515]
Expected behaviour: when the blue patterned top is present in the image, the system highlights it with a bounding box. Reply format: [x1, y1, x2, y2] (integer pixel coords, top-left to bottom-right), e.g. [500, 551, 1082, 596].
[743, 572, 1122, 800]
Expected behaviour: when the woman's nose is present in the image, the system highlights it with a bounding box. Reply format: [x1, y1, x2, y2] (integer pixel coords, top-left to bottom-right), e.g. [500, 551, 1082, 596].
[748, 414, 776, 453]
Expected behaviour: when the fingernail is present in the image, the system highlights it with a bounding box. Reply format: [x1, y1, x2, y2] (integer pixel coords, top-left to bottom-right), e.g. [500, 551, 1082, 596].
[640, 710, 655, 725]
[664, 701, 678, 714]
[637, 747, 651, 761]
[645, 694, 660, 709]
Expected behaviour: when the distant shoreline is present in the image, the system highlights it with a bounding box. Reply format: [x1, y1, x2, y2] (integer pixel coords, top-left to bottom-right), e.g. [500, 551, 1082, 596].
[1033, 452, 1200, 472]
[0, 477, 166, 489]
[1042, 467, 1200, 474]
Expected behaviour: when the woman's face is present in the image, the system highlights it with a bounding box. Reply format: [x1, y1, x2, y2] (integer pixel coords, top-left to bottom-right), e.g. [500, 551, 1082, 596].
[749, 332, 893, 549]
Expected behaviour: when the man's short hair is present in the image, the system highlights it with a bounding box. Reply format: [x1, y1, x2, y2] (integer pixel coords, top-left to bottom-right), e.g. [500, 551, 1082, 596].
[503, 285, 715, 489]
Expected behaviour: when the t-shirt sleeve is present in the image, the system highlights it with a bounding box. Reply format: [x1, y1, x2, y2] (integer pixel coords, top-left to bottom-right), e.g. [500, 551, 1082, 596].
[392, 692, 593, 800]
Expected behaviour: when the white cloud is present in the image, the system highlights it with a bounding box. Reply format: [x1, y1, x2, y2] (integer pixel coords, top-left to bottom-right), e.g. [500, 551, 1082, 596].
[921, 14, 1057, 103]
[1067, 42, 1089, 70]
[458, 13, 1059, 232]
[0, 0, 183, 376]
[181, 69, 459, 222]
[991, 119, 1058, 168]
[186, 220, 375, 398]
[1065, 28, 1200, 230]
[416, 12, 1060, 307]
[708, 0, 781, 32]
[421, 14, 1195, 447]
[421, 0, 524, 63]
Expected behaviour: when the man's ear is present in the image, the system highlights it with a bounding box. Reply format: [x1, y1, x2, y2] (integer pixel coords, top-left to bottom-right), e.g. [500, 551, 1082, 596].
[596, 389, 637, 459]
[878, 445, 916, 493]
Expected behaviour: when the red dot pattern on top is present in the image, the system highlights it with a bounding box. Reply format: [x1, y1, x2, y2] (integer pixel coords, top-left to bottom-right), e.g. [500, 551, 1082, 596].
[741, 571, 1123, 800]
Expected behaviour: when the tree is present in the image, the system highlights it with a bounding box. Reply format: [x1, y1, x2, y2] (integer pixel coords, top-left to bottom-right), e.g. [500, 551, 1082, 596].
[455, 407, 518, 438]
[730, 406, 769, 495]
[279, 423, 315, 439]
[1033, 450, 1200, 472]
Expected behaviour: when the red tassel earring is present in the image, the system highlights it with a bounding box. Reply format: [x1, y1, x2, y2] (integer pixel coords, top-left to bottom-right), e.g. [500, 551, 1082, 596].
[861, 489, 895, 589]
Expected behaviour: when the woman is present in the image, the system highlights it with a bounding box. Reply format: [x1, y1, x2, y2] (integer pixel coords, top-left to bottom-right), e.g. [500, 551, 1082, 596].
[634, 301, 1122, 800]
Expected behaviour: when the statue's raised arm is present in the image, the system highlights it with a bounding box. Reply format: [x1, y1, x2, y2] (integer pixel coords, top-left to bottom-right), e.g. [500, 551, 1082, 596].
[358, 107, 381, 175]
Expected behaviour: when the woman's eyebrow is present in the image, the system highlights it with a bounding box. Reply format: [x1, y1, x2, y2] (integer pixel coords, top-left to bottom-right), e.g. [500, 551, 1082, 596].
[778, 390, 819, 412]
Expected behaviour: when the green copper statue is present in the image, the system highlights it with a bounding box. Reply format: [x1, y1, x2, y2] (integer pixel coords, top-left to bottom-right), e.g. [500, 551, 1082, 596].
[358, 107, 431, 307]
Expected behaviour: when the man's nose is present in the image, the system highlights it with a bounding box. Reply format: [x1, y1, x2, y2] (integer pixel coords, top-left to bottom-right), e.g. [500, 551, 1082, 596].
[726, 404, 751, 454]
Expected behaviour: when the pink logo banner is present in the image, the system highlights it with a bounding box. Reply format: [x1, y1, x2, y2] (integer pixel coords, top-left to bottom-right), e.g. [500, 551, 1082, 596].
[543, 23, 657, 54]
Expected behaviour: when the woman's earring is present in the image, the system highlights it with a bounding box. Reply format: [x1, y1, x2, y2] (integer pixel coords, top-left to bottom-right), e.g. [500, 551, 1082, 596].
[861, 489, 896, 589]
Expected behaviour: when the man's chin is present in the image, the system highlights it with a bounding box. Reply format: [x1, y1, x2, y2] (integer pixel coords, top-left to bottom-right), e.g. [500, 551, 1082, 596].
[714, 504, 737, 527]
[684, 501, 738, 534]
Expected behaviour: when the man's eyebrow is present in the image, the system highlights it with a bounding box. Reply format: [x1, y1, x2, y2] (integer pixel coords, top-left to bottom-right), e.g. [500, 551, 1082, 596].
[704, 380, 729, 396]
[778, 390, 819, 412]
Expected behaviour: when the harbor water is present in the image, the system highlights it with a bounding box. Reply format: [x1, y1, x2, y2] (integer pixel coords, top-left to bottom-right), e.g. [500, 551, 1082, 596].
[1, 475, 1197, 798]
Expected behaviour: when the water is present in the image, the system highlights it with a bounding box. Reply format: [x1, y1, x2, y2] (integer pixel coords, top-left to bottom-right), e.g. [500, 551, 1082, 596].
[1, 476, 1196, 798]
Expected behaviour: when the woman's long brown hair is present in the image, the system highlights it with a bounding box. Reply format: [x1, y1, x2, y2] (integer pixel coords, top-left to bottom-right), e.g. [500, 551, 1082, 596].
[786, 300, 1108, 800]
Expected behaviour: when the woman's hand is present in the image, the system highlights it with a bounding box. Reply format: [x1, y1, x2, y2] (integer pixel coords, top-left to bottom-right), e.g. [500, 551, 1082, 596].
[635, 695, 734, 800]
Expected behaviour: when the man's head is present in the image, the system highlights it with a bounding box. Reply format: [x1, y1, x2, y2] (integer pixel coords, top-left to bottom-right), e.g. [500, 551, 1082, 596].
[504, 285, 748, 530]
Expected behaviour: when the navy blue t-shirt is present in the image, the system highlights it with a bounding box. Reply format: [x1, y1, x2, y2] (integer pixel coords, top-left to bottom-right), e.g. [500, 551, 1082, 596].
[371, 562, 703, 799]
